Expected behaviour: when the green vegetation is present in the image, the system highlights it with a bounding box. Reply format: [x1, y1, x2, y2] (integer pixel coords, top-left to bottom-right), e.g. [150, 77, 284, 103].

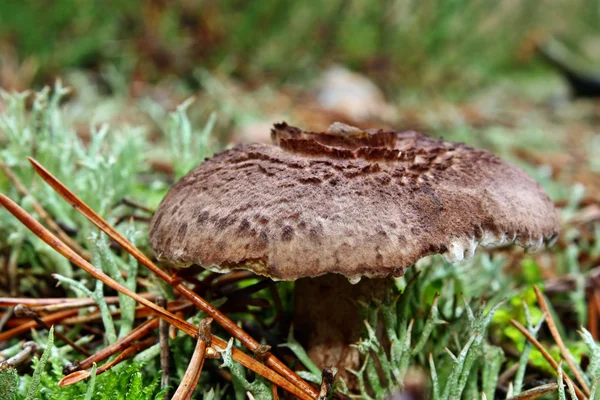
[0, 0, 598, 95]
[1, 1, 600, 399]
[0, 83, 598, 398]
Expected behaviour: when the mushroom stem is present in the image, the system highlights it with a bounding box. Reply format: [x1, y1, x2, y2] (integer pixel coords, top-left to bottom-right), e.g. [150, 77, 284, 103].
[294, 274, 392, 389]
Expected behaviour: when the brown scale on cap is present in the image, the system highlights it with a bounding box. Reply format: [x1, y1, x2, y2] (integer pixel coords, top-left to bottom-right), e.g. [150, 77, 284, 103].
[149, 122, 559, 283]
[150, 121, 559, 390]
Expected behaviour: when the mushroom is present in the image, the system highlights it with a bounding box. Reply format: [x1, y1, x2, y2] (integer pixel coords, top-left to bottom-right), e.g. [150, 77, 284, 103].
[149, 122, 559, 388]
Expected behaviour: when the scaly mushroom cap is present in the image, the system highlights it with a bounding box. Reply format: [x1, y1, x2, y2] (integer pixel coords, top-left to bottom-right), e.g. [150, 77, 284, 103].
[149, 122, 559, 282]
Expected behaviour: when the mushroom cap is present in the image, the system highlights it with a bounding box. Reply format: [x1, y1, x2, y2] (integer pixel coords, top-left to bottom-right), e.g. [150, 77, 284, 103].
[149, 122, 559, 282]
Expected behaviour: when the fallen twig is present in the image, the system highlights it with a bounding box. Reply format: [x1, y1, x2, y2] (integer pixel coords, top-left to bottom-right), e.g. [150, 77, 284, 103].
[158, 297, 171, 399]
[506, 382, 559, 399]
[14, 304, 91, 356]
[534, 285, 590, 396]
[0, 192, 314, 400]
[26, 157, 318, 399]
[63, 317, 159, 375]
[59, 337, 157, 386]
[172, 318, 212, 400]
[0, 160, 91, 260]
[0, 308, 79, 341]
[0, 341, 39, 372]
[510, 318, 586, 399]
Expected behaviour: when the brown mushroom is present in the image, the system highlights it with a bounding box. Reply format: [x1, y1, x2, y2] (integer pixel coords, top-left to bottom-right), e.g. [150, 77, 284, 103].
[149, 122, 559, 388]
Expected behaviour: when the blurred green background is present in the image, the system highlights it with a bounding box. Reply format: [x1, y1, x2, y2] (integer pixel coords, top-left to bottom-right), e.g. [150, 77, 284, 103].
[0, 0, 598, 95]
[2, 2, 600, 399]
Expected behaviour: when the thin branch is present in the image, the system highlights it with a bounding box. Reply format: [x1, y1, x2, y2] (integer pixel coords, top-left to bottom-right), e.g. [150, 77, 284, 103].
[0, 308, 79, 341]
[0, 192, 194, 333]
[0, 306, 14, 333]
[510, 318, 586, 400]
[505, 383, 559, 399]
[0, 293, 156, 309]
[113, 214, 151, 227]
[0, 341, 39, 372]
[534, 285, 590, 396]
[31, 293, 157, 313]
[158, 297, 171, 399]
[14, 304, 91, 356]
[63, 317, 159, 375]
[588, 288, 598, 340]
[60, 337, 158, 386]
[60, 300, 191, 326]
[592, 287, 600, 341]
[27, 157, 318, 399]
[0, 160, 91, 260]
[113, 197, 154, 214]
[170, 310, 184, 340]
[0, 192, 314, 400]
[0, 296, 116, 307]
[172, 318, 212, 400]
